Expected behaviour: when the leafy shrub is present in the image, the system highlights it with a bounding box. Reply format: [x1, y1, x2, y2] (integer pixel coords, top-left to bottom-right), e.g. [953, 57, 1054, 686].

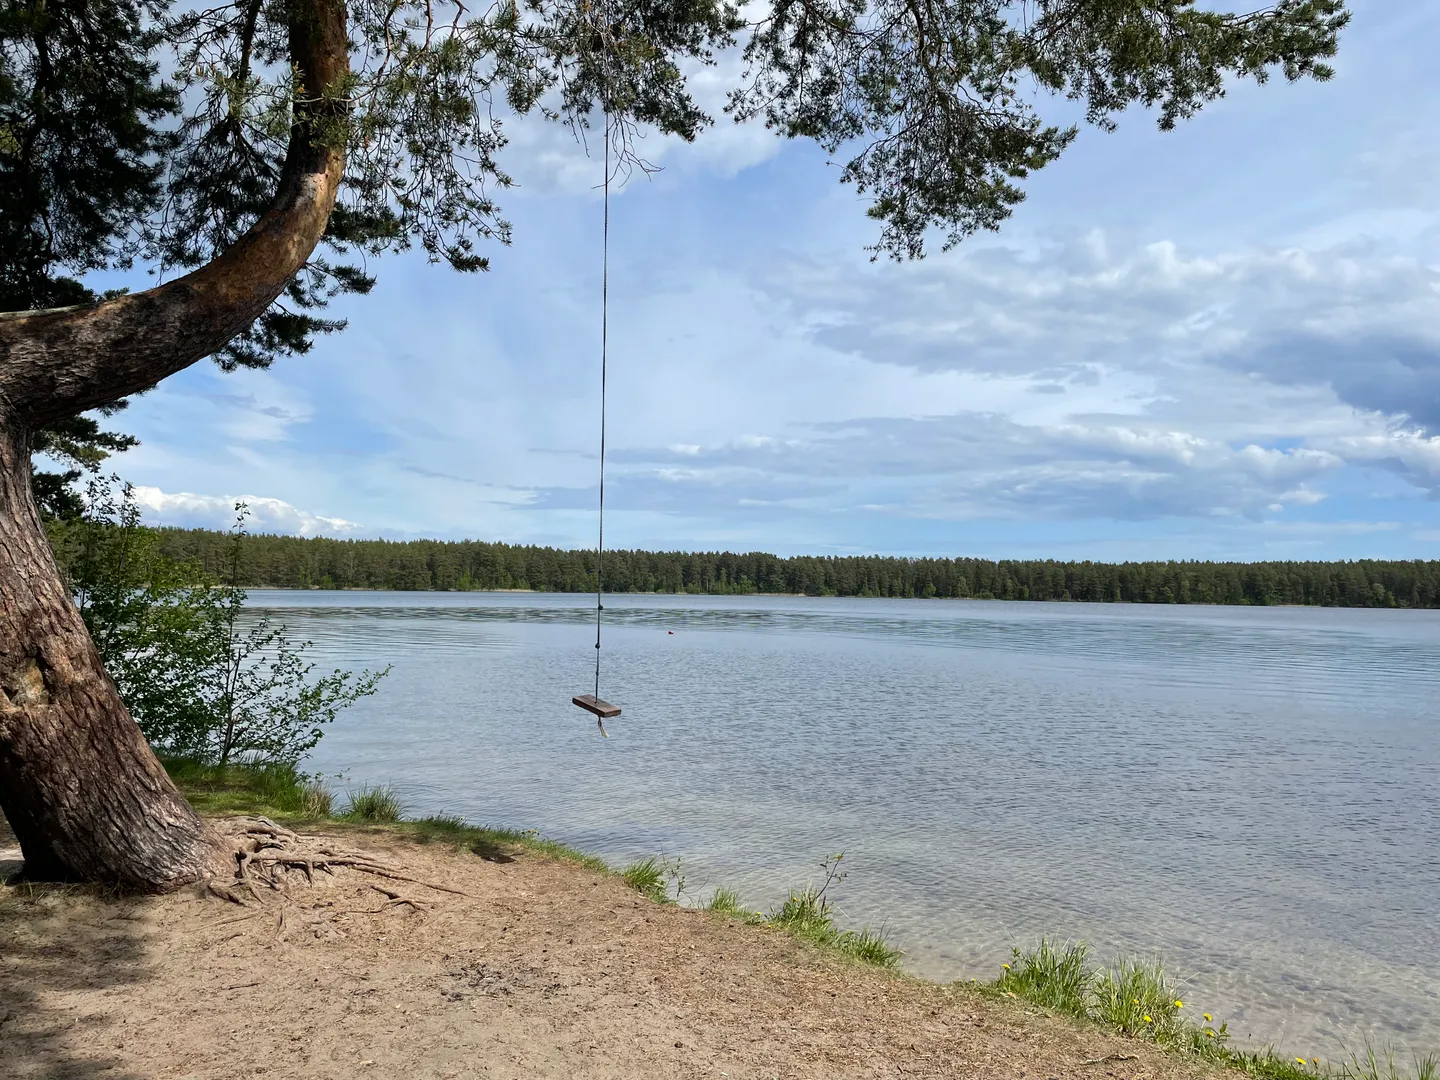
[56, 480, 386, 765]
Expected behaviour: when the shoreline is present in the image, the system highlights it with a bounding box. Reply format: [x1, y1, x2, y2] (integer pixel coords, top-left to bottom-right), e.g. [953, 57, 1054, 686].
[10, 764, 1429, 1078]
[0, 813, 1226, 1080]
[2, 804, 1433, 1080]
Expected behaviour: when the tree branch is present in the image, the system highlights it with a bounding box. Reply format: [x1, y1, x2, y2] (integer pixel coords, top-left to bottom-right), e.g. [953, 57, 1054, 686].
[0, 0, 351, 430]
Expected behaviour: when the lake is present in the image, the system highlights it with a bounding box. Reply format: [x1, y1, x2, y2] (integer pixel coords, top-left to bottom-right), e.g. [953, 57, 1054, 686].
[249, 590, 1440, 1059]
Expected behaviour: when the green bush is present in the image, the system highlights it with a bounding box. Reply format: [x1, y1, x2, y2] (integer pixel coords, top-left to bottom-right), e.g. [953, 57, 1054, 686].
[57, 481, 386, 767]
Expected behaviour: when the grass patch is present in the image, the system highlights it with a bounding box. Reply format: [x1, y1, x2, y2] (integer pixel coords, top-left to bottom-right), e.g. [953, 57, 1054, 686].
[767, 881, 900, 967]
[989, 940, 1436, 1080]
[994, 938, 1093, 1016]
[693, 854, 899, 969]
[1342, 1047, 1438, 1080]
[340, 785, 404, 822]
[161, 756, 333, 820]
[769, 854, 900, 968]
[402, 815, 608, 871]
[299, 777, 333, 817]
[160, 758, 605, 870]
[705, 887, 746, 917]
[621, 856, 683, 904]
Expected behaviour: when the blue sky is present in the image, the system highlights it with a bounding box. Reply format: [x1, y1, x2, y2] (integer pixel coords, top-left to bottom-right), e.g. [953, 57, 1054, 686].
[99, 2, 1440, 560]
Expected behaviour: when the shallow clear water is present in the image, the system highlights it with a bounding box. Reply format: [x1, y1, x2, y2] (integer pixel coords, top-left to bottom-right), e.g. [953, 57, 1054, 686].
[250, 590, 1440, 1058]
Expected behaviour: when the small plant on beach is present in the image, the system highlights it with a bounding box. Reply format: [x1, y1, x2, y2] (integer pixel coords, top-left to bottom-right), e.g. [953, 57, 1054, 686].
[1342, 1046, 1440, 1080]
[1092, 957, 1188, 1043]
[993, 940, 1226, 1057]
[402, 818, 608, 870]
[768, 854, 900, 968]
[987, 941, 1437, 1080]
[342, 785, 404, 823]
[705, 887, 747, 917]
[299, 776, 335, 818]
[621, 856, 685, 904]
[996, 939, 1093, 1017]
[841, 926, 904, 967]
[416, 814, 469, 833]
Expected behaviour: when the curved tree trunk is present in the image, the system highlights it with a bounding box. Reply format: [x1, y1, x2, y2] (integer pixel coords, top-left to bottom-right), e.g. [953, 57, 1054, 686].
[0, 426, 223, 887]
[0, 0, 349, 889]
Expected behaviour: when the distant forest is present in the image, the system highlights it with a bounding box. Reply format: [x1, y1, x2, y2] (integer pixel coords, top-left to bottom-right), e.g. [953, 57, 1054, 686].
[139, 527, 1440, 608]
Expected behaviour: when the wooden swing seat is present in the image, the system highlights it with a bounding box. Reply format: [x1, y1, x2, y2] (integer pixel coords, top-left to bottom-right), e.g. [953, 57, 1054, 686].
[573, 694, 621, 719]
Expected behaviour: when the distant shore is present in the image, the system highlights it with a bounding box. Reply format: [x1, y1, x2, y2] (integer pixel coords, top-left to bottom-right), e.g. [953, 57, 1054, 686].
[236, 585, 1431, 612]
[124, 524, 1439, 609]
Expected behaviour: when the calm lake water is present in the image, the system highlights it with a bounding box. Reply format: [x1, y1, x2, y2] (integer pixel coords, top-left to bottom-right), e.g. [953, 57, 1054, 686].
[250, 591, 1440, 1058]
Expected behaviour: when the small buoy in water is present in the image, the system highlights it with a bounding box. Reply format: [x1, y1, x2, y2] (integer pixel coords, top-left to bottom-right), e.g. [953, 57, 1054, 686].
[667, 630, 674, 635]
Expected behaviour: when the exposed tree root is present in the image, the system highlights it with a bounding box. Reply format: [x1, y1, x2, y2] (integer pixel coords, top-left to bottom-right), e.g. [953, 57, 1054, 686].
[203, 817, 473, 912]
[369, 884, 428, 911]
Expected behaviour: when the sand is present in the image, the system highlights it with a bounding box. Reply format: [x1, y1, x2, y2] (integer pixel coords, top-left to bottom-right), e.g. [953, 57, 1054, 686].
[0, 817, 1218, 1080]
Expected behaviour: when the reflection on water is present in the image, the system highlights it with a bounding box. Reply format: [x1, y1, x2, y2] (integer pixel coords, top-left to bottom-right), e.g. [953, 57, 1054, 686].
[250, 591, 1440, 1058]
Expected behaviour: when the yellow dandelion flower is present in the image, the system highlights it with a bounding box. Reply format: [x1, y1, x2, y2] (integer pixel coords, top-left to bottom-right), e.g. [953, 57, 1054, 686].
[1205, 1030, 1217, 1038]
[1204, 1014, 1212, 1022]
[1143, 1015, 1152, 1024]
[1002, 963, 1011, 970]
[1313, 1060, 1320, 1066]
[1174, 1000, 1184, 1008]
[1296, 1059, 1307, 1065]
[1132, 998, 1140, 1005]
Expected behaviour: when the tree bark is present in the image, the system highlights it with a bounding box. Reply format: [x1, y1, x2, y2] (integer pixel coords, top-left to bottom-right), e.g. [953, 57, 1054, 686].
[0, 0, 349, 888]
[0, 426, 224, 887]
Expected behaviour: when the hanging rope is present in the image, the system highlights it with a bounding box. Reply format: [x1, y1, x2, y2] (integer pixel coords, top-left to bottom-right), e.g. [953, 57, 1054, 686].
[593, 111, 611, 700]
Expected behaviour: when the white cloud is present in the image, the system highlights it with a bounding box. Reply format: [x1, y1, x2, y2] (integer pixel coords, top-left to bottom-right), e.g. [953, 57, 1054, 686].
[1319, 429, 1440, 489]
[541, 412, 1353, 525]
[131, 487, 360, 537]
[772, 236, 1440, 410]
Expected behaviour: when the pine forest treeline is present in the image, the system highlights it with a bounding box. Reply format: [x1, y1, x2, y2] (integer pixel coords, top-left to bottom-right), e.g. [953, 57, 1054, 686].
[134, 528, 1440, 609]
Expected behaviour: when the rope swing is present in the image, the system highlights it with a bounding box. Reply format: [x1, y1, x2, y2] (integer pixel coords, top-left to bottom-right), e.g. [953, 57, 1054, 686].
[572, 110, 621, 736]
